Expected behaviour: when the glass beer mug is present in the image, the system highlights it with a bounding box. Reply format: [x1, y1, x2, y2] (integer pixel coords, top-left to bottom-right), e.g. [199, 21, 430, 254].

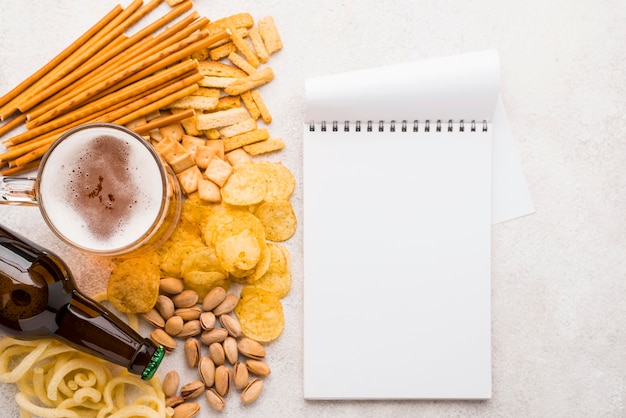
[0, 123, 182, 257]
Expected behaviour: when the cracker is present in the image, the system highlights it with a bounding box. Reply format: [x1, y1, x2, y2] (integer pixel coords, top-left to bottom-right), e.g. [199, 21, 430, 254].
[258, 16, 283, 55]
[228, 52, 257, 75]
[209, 42, 237, 61]
[249, 27, 269, 64]
[214, 96, 241, 111]
[223, 128, 269, 152]
[166, 95, 218, 111]
[230, 27, 260, 68]
[177, 165, 203, 194]
[224, 67, 274, 96]
[251, 89, 271, 123]
[219, 118, 257, 138]
[198, 61, 248, 78]
[195, 107, 250, 130]
[198, 179, 221, 203]
[199, 76, 237, 89]
[243, 138, 285, 156]
[240, 91, 260, 119]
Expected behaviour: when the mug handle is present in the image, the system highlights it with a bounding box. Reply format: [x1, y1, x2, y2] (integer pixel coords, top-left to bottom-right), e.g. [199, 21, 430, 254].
[0, 177, 38, 205]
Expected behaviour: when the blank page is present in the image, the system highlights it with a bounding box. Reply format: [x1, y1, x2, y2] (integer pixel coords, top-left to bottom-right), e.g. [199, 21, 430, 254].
[303, 125, 492, 399]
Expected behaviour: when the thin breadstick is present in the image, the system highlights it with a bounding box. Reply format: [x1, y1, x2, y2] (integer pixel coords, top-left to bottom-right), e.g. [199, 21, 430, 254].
[27, 29, 211, 127]
[24, 60, 198, 131]
[3, 80, 173, 148]
[13, 136, 63, 167]
[0, 4, 123, 120]
[19, 0, 174, 120]
[16, 0, 145, 113]
[6, 81, 199, 167]
[1, 159, 41, 176]
[132, 109, 195, 134]
[0, 114, 27, 137]
[83, 16, 210, 104]
[109, 78, 201, 126]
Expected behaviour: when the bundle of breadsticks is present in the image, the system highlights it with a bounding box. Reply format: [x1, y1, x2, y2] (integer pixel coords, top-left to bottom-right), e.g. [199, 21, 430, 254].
[0, 0, 283, 178]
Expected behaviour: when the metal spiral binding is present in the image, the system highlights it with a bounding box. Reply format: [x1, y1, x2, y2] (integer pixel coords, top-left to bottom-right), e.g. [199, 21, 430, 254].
[309, 119, 488, 132]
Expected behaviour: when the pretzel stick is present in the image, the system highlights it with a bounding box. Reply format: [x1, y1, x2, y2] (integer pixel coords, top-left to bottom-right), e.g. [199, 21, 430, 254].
[100, 73, 202, 125]
[92, 14, 207, 89]
[33, 12, 204, 120]
[0, 114, 27, 137]
[27, 29, 211, 127]
[1, 159, 41, 176]
[16, 0, 145, 113]
[23, 0, 186, 123]
[24, 60, 198, 132]
[0, 4, 123, 120]
[97, 28, 229, 101]
[76, 14, 209, 105]
[112, 84, 200, 127]
[3, 78, 176, 148]
[131, 108, 195, 135]
[12, 82, 200, 168]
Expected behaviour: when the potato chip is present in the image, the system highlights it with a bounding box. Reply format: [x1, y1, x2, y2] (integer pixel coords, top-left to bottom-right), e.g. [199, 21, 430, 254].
[159, 244, 204, 278]
[179, 246, 224, 276]
[267, 242, 290, 274]
[256, 161, 295, 201]
[221, 162, 267, 206]
[183, 270, 229, 299]
[181, 194, 218, 229]
[254, 200, 297, 242]
[108, 256, 160, 314]
[216, 228, 262, 272]
[250, 271, 292, 299]
[235, 287, 284, 342]
[245, 243, 272, 282]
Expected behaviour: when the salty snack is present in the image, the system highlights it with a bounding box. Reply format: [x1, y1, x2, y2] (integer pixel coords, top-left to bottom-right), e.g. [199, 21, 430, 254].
[108, 256, 161, 314]
[220, 162, 267, 205]
[253, 200, 297, 242]
[0, 337, 167, 417]
[235, 287, 284, 343]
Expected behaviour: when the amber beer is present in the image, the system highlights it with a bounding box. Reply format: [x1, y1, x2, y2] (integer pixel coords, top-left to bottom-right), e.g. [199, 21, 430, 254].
[0, 224, 164, 379]
[35, 123, 181, 256]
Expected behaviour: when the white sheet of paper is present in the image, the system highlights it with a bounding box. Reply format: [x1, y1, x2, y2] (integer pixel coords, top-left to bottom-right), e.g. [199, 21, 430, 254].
[303, 126, 492, 399]
[302, 51, 526, 400]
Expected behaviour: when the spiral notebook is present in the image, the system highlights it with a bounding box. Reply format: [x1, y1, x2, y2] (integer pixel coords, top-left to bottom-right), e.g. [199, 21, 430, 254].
[303, 50, 512, 400]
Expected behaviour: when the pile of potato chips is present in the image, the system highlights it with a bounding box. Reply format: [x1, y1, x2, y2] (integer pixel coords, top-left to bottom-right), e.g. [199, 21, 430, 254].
[109, 160, 295, 343]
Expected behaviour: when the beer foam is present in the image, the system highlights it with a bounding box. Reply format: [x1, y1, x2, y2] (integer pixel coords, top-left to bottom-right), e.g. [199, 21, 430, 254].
[38, 126, 164, 252]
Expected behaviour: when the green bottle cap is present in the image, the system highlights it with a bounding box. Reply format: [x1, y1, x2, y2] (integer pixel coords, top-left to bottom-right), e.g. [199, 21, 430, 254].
[142, 345, 165, 380]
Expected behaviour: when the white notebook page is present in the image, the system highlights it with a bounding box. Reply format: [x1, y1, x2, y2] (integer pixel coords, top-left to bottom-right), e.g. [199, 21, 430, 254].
[303, 125, 492, 399]
[303, 51, 500, 399]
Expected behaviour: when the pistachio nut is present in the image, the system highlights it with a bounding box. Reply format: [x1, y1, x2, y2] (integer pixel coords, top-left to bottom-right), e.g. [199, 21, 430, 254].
[212, 293, 239, 316]
[184, 337, 201, 367]
[233, 362, 249, 391]
[160, 277, 184, 295]
[198, 355, 215, 387]
[205, 388, 226, 411]
[219, 314, 242, 338]
[202, 287, 226, 312]
[237, 337, 266, 359]
[171, 290, 199, 309]
[180, 380, 205, 400]
[240, 378, 263, 405]
[162, 370, 180, 398]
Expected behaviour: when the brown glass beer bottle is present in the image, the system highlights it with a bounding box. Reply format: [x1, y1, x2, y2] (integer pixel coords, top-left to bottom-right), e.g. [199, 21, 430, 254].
[0, 224, 164, 379]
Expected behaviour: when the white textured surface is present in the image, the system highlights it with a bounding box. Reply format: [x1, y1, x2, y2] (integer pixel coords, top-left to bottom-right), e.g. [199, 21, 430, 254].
[0, 0, 625, 416]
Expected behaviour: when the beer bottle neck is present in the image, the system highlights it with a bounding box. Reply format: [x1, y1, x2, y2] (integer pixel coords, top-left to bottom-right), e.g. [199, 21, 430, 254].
[55, 290, 163, 379]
